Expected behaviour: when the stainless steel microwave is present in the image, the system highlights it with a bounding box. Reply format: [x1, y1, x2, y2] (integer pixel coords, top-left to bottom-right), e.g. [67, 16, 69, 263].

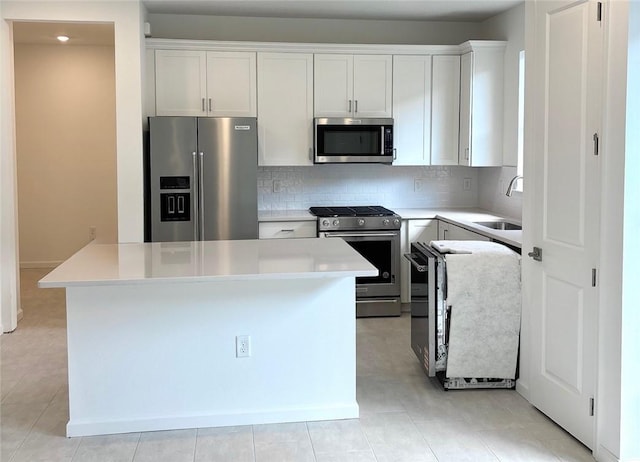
[314, 118, 394, 164]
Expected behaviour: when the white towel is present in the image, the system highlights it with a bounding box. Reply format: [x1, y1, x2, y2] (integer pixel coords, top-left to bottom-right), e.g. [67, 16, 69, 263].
[438, 241, 522, 379]
[429, 240, 472, 254]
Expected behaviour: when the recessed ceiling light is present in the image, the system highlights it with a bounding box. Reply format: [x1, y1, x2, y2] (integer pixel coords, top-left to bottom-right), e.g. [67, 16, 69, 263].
[56, 35, 70, 42]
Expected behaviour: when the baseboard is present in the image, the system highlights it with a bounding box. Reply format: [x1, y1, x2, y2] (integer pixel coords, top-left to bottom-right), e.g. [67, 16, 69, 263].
[66, 404, 360, 437]
[20, 261, 62, 269]
[596, 445, 619, 462]
[516, 379, 530, 401]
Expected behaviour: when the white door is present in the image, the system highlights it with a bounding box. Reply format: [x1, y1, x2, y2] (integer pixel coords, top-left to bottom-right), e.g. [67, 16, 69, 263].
[430, 56, 460, 165]
[392, 55, 431, 166]
[257, 52, 314, 166]
[206, 52, 257, 117]
[314, 54, 353, 117]
[526, 0, 602, 448]
[353, 55, 392, 117]
[155, 50, 206, 116]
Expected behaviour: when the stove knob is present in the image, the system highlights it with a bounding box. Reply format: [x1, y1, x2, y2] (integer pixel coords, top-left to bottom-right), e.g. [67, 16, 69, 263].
[321, 219, 330, 227]
[393, 219, 400, 226]
[383, 219, 390, 226]
[333, 219, 340, 227]
[358, 219, 365, 226]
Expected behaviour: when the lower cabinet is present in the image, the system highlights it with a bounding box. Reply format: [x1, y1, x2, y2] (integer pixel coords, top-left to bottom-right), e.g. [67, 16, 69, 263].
[400, 219, 438, 303]
[438, 221, 491, 241]
[258, 221, 316, 239]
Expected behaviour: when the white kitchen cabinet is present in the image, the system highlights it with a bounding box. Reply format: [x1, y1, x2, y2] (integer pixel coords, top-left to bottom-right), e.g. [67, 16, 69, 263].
[458, 42, 506, 166]
[438, 221, 491, 241]
[154, 50, 256, 117]
[314, 54, 392, 117]
[431, 55, 461, 165]
[155, 50, 207, 116]
[257, 53, 314, 166]
[392, 55, 432, 166]
[259, 221, 317, 239]
[400, 219, 438, 303]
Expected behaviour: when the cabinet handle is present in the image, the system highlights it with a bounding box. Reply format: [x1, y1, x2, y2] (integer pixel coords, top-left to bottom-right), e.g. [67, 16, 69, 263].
[309, 147, 313, 161]
[465, 147, 470, 161]
[393, 148, 397, 160]
[355, 100, 358, 113]
[202, 98, 205, 112]
[208, 98, 212, 112]
[348, 100, 352, 113]
[281, 229, 295, 233]
[443, 229, 448, 240]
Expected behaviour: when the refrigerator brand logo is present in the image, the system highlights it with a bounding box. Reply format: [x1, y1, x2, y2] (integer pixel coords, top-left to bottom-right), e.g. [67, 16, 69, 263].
[234, 125, 251, 131]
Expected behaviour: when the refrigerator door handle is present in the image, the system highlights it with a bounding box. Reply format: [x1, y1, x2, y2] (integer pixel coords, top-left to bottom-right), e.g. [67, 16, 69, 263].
[199, 152, 205, 240]
[192, 152, 198, 241]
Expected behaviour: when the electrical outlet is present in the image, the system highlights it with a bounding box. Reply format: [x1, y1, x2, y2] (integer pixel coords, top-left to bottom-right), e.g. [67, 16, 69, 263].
[463, 178, 471, 191]
[414, 179, 424, 192]
[89, 226, 96, 241]
[236, 335, 251, 358]
[273, 180, 282, 193]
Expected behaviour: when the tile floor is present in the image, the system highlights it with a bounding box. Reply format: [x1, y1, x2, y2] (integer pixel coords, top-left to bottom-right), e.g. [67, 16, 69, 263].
[1, 269, 595, 462]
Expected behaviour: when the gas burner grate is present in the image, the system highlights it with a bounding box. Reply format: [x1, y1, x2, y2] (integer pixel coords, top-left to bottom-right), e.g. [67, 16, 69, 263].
[309, 206, 395, 217]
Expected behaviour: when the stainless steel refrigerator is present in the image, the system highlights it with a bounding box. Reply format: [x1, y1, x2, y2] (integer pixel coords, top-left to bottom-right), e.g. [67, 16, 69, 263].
[147, 117, 258, 242]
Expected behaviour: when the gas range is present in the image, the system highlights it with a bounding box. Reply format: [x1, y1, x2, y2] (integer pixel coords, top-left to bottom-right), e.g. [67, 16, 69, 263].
[309, 206, 401, 232]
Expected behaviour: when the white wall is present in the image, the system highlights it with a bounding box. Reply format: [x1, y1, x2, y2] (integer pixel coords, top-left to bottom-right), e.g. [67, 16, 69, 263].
[1, 1, 144, 332]
[258, 166, 479, 211]
[147, 14, 483, 45]
[15, 43, 117, 267]
[477, 3, 525, 221]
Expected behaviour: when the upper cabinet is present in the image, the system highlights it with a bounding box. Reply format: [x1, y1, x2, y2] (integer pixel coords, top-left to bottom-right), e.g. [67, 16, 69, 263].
[314, 54, 392, 118]
[392, 55, 432, 166]
[431, 55, 461, 165]
[155, 50, 257, 117]
[458, 42, 506, 167]
[257, 52, 314, 166]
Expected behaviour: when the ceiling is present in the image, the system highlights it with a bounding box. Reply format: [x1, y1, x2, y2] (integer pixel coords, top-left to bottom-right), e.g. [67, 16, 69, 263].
[12, 22, 114, 46]
[142, 0, 523, 22]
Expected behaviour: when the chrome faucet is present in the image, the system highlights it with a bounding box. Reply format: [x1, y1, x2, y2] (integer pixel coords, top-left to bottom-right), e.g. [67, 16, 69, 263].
[505, 175, 523, 197]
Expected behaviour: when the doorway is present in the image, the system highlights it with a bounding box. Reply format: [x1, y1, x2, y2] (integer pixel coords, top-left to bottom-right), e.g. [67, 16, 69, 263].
[12, 21, 117, 324]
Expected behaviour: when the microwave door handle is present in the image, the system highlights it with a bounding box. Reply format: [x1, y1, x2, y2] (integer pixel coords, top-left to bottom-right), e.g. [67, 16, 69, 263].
[381, 126, 385, 154]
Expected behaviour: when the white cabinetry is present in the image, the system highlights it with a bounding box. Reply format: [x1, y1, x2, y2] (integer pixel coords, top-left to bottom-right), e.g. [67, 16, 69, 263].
[431, 56, 461, 165]
[257, 53, 314, 166]
[154, 50, 256, 117]
[259, 221, 317, 239]
[314, 54, 392, 117]
[458, 42, 506, 166]
[400, 219, 438, 303]
[438, 221, 491, 241]
[392, 56, 432, 166]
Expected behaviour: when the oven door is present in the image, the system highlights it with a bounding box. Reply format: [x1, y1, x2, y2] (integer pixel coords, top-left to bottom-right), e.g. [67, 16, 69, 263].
[320, 230, 400, 298]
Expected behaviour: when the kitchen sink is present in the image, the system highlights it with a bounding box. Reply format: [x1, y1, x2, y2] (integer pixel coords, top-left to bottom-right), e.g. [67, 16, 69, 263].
[474, 221, 522, 231]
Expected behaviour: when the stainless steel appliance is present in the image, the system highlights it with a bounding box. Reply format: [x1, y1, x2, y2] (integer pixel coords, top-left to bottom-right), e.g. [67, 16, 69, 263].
[404, 241, 517, 390]
[147, 117, 258, 242]
[310, 206, 401, 317]
[314, 118, 394, 164]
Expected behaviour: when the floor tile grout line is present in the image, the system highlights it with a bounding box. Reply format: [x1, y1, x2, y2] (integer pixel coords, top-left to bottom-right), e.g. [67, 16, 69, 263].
[304, 421, 318, 462]
[128, 432, 143, 462]
[250, 424, 257, 462]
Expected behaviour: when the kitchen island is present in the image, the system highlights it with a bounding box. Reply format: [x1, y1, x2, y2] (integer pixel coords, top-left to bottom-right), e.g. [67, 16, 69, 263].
[39, 238, 377, 437]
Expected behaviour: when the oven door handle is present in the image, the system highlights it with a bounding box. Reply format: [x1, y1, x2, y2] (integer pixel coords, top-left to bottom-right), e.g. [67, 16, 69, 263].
[324, 232, 398, 238]
[404, 253, 427, 272]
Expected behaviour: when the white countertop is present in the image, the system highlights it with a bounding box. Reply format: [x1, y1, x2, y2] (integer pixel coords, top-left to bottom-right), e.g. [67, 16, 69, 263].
[395, 207, 522, 249]
[39, 238, 377, 288]
[258, 210, 316, 222]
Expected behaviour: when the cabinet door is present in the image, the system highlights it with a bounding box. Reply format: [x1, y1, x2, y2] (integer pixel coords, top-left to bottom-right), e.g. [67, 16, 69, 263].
[206, 52, 257, 117]
[392, 56, 431, 165]
[439, 222, 490, 241]
[314, 54, 353, 117]
[458, 52, 473, 166]
[257, 53, 314, 166]
[155, 50, 207, 116]
[431, 55, 460, 165]
[353, 55, 392, 117]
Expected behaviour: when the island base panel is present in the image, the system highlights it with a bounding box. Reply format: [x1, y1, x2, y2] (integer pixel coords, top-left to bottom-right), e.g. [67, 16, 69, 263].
[65, 277, 358, 437]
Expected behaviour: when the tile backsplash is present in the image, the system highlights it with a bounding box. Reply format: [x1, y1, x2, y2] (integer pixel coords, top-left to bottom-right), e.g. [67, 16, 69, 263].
[258, 165, 480, 211]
